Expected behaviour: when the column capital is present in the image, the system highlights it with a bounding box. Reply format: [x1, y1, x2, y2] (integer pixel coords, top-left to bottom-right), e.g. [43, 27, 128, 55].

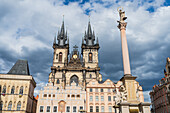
[117, 22, 127, 30]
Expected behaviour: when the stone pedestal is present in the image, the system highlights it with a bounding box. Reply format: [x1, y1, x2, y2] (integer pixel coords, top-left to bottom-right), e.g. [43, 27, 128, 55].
[119, 102, 130, 113]
[121, 76, 139, 103]
[139, 102, 151, 113]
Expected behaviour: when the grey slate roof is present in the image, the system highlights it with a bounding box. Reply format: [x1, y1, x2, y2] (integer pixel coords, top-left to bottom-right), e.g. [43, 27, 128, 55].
[7, 60, 30, 75]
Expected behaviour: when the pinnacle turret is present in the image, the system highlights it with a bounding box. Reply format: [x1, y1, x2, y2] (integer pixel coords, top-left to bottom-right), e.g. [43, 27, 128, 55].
[55, 20, 68, 46]
[53, 34, 56, 44]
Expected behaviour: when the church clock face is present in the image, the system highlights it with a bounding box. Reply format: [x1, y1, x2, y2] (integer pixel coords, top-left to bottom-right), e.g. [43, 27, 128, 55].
[73, 54, 77, 59]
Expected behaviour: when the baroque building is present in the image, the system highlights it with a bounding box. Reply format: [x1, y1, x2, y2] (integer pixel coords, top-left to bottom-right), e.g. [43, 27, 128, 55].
[150, 57, 170, 113]
[0, 60, 36, 113]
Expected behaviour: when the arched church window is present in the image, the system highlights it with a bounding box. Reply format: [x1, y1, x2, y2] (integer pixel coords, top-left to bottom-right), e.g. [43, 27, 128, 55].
[8, 101, 12, 110]
[2, 85, 6, 93]
[0, 101, 3, 110]
[59, 52, 62, 62]
[11, 86, 15, 94]
[89, 53, 93, 62]
[57, 79, 60, 84]
[70, 75, 79, 86]
[19, 86, 23, 95]
[17, 101, 21, 110]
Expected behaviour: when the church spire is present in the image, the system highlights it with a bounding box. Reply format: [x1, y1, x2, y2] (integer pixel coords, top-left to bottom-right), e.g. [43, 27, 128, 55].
[56, 18, 68, 46]
[87, 21, 92, 38]
[84, 20, 96, 46]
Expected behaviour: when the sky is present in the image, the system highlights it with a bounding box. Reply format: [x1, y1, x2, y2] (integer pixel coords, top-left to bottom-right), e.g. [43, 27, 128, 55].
[0, 0, 170, 102]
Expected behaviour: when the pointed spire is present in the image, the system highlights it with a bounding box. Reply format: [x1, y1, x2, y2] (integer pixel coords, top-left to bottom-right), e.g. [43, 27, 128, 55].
[82, 37, 84, 44]
[96, 37, 99, 44]
[87, 21, 92, 37]
[92, 30, 95, 40]
[84, 30, 87, 40]
[61, 20, 65, 38]
[65, 29, 67, 40]
[53, 34, 56, 44]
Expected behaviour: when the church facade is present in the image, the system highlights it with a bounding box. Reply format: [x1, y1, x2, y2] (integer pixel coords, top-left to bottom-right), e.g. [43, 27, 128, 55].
[36, 10, 151, 113]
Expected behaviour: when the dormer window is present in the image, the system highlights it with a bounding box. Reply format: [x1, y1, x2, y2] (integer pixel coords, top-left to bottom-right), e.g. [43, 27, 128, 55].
[59, 52, 62, 62]
[89, 53, 93, 62]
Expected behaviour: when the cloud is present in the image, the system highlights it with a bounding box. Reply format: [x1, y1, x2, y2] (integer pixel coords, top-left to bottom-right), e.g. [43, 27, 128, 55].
[0, 0, 170, 102]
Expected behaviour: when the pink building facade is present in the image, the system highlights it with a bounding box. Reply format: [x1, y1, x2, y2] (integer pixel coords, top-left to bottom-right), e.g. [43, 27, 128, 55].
[150, 57, 170, 113]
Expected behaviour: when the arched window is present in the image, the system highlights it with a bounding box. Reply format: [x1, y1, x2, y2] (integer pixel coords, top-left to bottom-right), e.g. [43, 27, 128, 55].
[11, 86, 15, 94]
[17, 101, 21, 110]
[2, 85, 6, 94]
[57, 79, 60, 84]
[70, 75, 79, 86]
[19, 86, 23, 95]
[89, 53, 93, 62]
[0, 101, 3, 110]
[8, 101, 12, 110]
[59, 52, 62, 62]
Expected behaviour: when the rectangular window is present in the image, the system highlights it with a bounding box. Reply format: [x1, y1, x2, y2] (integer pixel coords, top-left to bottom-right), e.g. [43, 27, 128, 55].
[73, 106, 76, 112]
[96, 106, 99, 112]
[47, 106, 50, 112]
[96, 96, 99, 101]
[101, 88, 103, 92]
[109, 106, 112, 112]
[53, 106, 57, 112]
[67, 106, 70, 112]
[90, 88, 93, 92]
[108, 96, 111, 101]
[80, 106, 83, 111]
[101, 96, 104, 101]
[108, 89, 111, 92]
[95, 88, 98, 92]
[40, 106, 44, 112]
[90, 106, 93, 112]
[101, 106, 104, 112]
[90, 96, 93, 101]
[113, 96, 116, 101]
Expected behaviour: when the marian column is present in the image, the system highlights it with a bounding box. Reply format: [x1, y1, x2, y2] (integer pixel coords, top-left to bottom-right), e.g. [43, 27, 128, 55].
[117, 8, 138, 103]
[117, 9, 131, 76]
